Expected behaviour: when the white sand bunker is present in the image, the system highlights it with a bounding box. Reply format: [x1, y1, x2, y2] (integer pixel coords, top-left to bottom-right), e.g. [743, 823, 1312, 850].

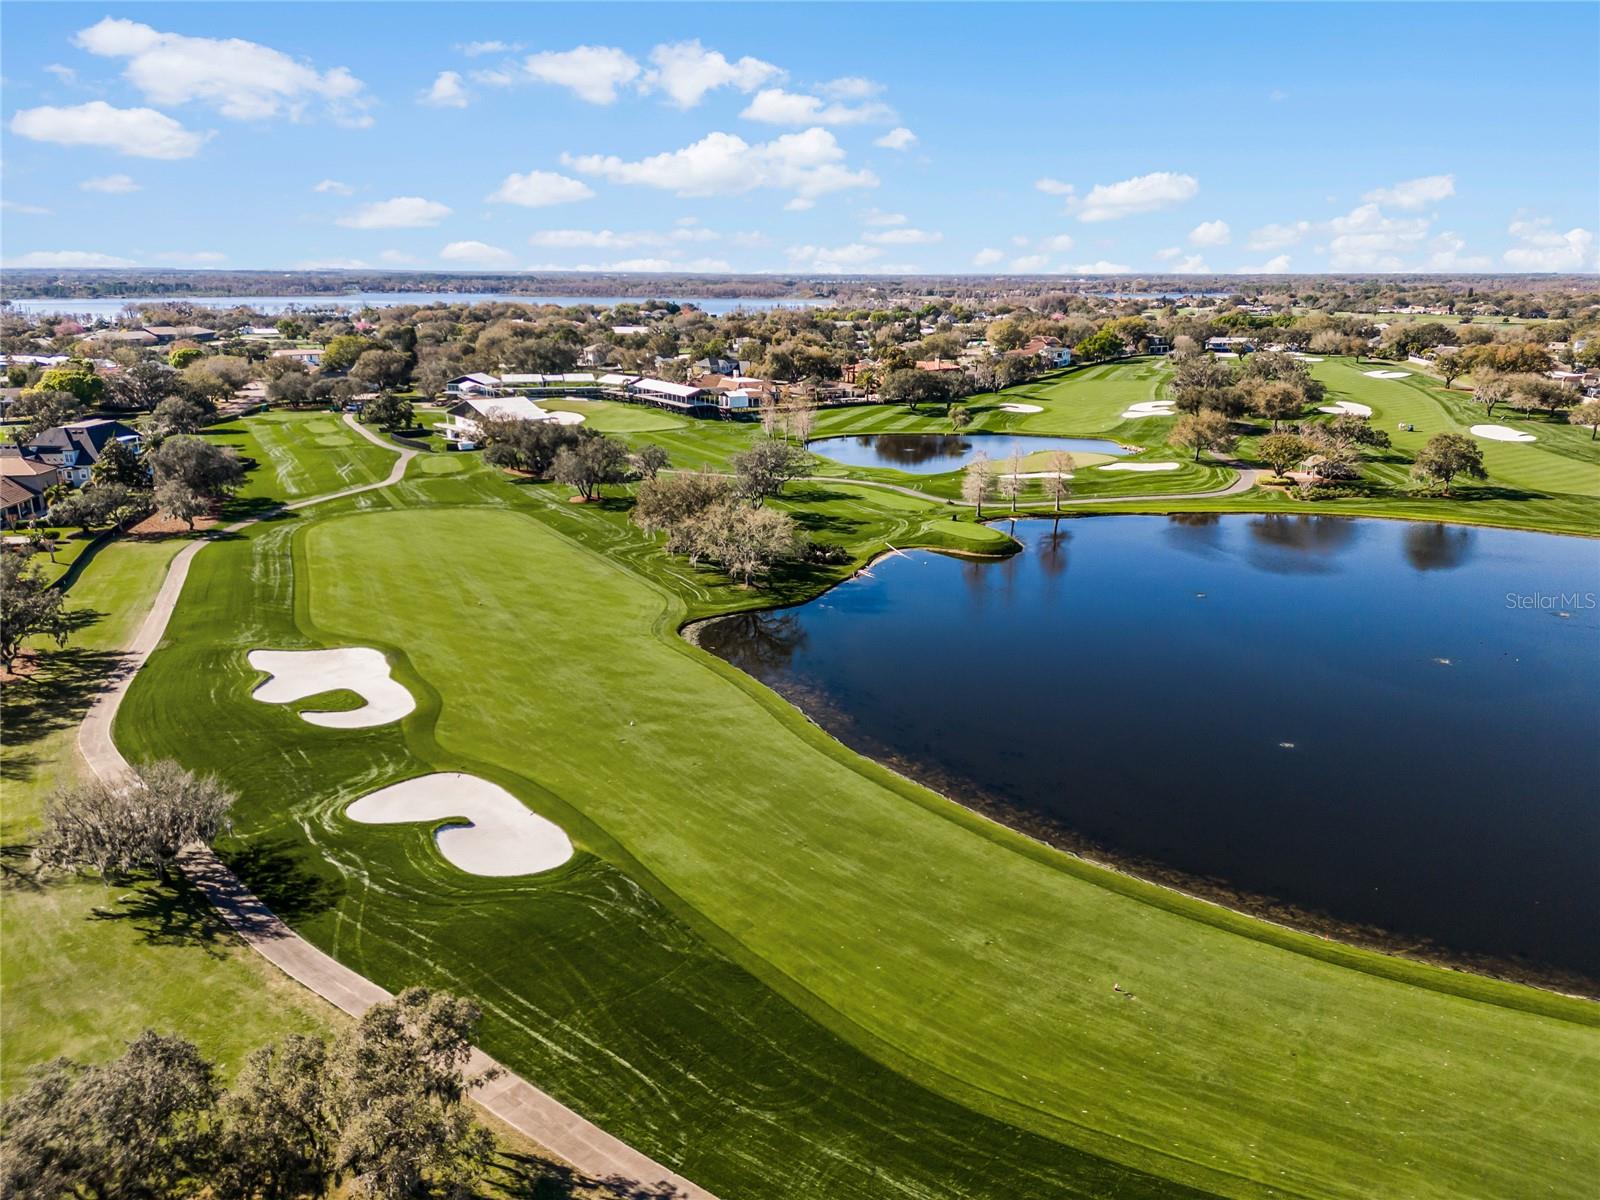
[1470, 424, 1537, 442]
[1121, 399, 1177, 419]
[1363, 370, 1410, 380]
[346, 773, 573, 876]
[1293, 355, 1326, 362]
[997, 402, 1043, 413]
[1317, 400, 1374, 417]
[1100, 461, 1181, 472]
[546, 410, 586, 426]
[248, 648, 416, 729]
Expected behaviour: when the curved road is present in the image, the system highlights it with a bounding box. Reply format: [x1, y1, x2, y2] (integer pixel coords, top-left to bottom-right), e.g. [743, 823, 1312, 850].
[76, 414, 711, 1200]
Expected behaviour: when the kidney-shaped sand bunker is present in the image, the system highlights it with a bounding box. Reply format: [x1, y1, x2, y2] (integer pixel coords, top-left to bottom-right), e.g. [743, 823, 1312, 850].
[248, 647, 416, 728]
[345, 773, 574, 876]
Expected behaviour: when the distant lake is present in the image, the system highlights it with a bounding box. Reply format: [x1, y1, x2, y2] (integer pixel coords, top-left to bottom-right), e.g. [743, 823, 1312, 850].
[699, 515, 1600, 987]
[1, 292, 828, 318]
[808, 433, 1131, 474]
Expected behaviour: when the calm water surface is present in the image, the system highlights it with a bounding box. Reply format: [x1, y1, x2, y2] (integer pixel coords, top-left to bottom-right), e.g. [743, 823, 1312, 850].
[808, 433, 1131, 474]
[3, 293, 824, 318]
[700, 515, 1600, 984]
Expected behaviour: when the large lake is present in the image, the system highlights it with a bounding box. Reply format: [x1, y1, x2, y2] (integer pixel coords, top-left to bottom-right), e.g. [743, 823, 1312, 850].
[809, 433, 1131, 474]
[1, 292, 825, 318]
[699, 515, 1600, 986]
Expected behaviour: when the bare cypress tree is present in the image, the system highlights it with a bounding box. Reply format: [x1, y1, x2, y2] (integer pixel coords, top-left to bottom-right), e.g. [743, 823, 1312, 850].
[961, 450, 995, 519]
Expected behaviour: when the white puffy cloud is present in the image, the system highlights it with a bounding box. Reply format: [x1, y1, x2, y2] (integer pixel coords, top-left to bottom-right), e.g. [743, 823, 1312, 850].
[459, 40, 521, 57]
[380, 249, 420, 265]
[1363, 174, 1455, 211]
[1502, 218, 1597, 271]
[862, 209, 906, 227]
[487, 170, 595, 207]
[1189, 219, 1230, 246]
[1069, 261, 1132, 273]
[863, 228, 941, 245]
[820, 76, 882, 100]
[601, 258, 675, 272]
[1240, 254, 1292, 273]
[1168, 255, 1211, 273]
[786, 243, 884, 272]
[643, 40, 782, 108]
[44, 64, 77, 84]
[1246, 220, 1311, 251]
[10, 101, 208, 159]
[421, 71, 468, 108]
[297, 257, 370, 269]
[1010, 254, 1049, 272]
[522, 45, 641, 104]
[1034, 178, 1075, 196]
[1038, 234, 1076, 252]
[1426, 232, 1491, 271]
[1078, 172, 1198, 221]
[874, 127, 917, 150]
[336, 196, 452, 229]
[440, 240, 515, 266]
[783, 197, 815, 211]
[5, 250, 134, 268]
[564, 127, 876, 199]
[314, 178, 353, 195]
[740, 88, 891, 126]
[1324, 203, 1430, 270]
[73, 17, 369, 125]
[1154, 246, 1182, 261]
[972, 248, 1004, 267]
[80, 173, 140, 194]
[1, 200, 52, 216]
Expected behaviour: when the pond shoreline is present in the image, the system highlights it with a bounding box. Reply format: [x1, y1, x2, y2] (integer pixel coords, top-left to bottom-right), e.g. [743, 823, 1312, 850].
[686, 518, 1600, 1002]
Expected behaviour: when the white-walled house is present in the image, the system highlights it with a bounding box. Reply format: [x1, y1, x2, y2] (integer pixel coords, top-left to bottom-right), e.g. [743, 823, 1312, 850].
[440, 395, 583, 446]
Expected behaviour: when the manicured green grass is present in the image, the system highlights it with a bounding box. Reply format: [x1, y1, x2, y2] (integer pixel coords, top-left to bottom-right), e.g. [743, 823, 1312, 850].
[203, 409, 398, 505]
[1, 535, 335, 1097]
[112, 462, 1600, 1200]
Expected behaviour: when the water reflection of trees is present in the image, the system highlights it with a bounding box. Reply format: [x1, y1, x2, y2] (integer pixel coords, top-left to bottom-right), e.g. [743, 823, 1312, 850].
[859, 434, 970, 466]
[1245, 514, 1357, 573]
[1403, 522, 1474, 572]
[1036, 520, 1071, 578]
[699, 611, 809, 678]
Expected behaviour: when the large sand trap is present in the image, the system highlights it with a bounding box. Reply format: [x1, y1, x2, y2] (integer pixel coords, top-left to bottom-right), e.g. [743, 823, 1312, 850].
[1293, 355, 1326, 362]
[346, 773, 573, 876]
[1363, 370, 1410, 380]
[1470, 424, 1537, 442]
[1121, 399, 1176, 419]
[1099, 461, 1181, 472]
[248, 648, 416, 728]
[546, 410, 586, 425]
[997, 402, 1043, 413]
[1317, 400, 1374, 417]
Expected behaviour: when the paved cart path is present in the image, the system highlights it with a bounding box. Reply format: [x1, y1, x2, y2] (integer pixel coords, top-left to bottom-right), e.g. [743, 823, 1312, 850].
[75, 414, 713, 1199]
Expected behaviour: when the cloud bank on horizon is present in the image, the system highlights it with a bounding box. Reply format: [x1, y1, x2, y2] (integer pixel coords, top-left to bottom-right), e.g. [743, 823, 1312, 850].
[3, 6, 1596, 275]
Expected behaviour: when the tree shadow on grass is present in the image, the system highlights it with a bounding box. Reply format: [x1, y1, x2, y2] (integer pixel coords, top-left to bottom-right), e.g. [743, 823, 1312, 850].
[0, 642, 128, 770]
[217, 839, 343, 924]
[87, 874, 236, 958]
[488, 1152, 690, 1200]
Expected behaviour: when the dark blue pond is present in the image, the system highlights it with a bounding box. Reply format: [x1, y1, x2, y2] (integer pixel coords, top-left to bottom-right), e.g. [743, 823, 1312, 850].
[807, 433, 1130, 474]
[699, 515, 1600, 988]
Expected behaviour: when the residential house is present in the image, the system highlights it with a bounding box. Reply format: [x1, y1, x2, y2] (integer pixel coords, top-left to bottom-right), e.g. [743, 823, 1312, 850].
[579, 342, 612, 368]
[1146, 334, 1173, 356]
[693, 354, 741, 377]
[95, 329, 160, 348]
[270, 346, 324, 368]
[144, 325, 216, 343]
[1019, 336, 1073, 367]
[23, 419, 142, 485]
[0, 450, 61, 527]
[1205, 336, 1256, 355]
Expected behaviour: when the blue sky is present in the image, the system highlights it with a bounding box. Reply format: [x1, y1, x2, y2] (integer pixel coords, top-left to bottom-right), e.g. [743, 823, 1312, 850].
[3, 2, 1597, 276]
